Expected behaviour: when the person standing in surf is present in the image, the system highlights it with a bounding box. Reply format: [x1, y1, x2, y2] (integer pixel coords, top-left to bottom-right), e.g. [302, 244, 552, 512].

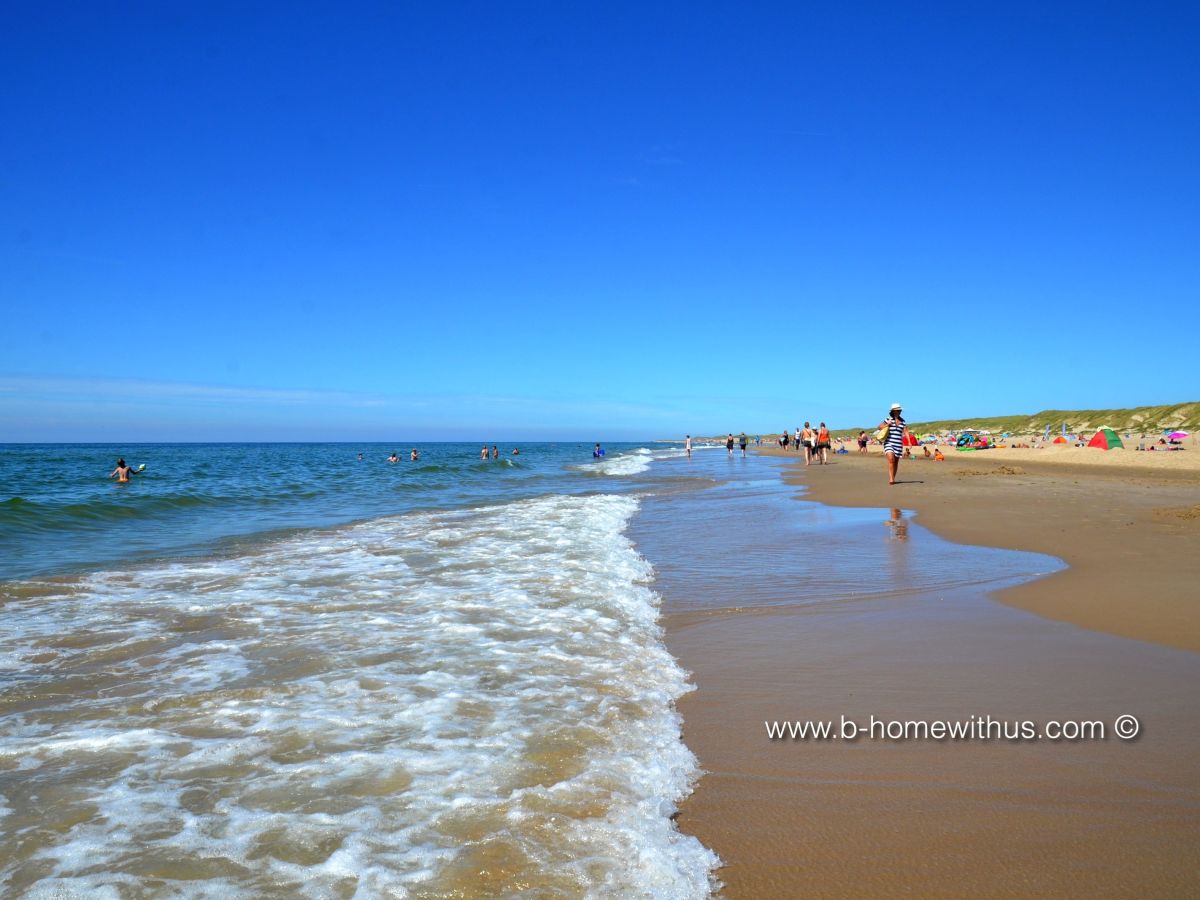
[881, 403, 908, 484]
[108, 458, 138, 483]
[739, 432, 748, 457]
[685, 435, 692, 459]
[726, 434, 734, 456]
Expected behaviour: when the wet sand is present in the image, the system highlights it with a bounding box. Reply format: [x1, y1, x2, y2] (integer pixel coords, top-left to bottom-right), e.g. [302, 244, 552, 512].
[661, 451, 1200, 897]
[773, 446, 1200, 653]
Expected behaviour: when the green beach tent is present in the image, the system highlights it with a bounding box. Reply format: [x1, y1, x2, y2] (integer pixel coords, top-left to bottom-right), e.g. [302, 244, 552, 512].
[1087, 427, 1124, 450]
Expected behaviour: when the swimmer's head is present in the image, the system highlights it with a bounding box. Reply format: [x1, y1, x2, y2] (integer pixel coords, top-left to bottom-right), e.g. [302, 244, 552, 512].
[117, 458, 125, 467]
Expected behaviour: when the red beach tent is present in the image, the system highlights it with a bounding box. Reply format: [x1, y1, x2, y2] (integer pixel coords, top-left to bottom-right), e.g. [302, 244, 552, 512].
[902, 431, 920, 447]
[1087, 427, 1124, 450]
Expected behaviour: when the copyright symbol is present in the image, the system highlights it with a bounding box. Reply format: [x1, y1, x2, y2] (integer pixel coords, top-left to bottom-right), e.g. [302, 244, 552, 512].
[1114, 715, 1139, 740]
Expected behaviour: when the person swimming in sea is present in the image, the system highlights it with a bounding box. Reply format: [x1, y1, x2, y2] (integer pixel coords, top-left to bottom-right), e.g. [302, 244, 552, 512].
[593, 443, 605, 458]
[388, 452, 400, 463]
[410, 448, 419, 461]
[109, 458, 139, 483]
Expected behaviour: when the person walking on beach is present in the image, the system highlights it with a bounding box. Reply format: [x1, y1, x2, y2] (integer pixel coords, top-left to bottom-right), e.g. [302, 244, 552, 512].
[794, 426, 802, 453]
[739, 432, 748, 457]
[685, 435, 692, 458]
[817, 422, 831, 464]
[780, 430, 789, 450]
[857, 431, 869, 454]
[109, 458, 138, 483]
[801, 422, 814, 465]
[881, 403, 908, 484]
[726, 434, 734, 456]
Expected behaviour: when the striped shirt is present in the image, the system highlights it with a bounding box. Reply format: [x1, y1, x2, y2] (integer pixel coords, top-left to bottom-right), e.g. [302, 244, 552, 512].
[884, 416, 906, 454]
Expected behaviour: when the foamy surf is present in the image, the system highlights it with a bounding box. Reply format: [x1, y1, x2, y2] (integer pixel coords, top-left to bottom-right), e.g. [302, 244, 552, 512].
[0, 494, 718, 897]
[584, 448, 690, 477]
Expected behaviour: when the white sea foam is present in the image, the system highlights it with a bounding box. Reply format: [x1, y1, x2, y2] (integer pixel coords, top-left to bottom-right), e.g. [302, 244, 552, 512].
[0, 495, 718, 896]
[583, 447, 692, 477]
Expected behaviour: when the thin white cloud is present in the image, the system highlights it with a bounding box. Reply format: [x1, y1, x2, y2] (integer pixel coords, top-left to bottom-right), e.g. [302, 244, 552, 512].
[0, 375, 390, 408]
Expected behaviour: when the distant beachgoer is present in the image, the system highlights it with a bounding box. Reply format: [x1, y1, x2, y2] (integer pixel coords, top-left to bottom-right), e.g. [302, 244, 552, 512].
[881, 403, 907, 484]
[726, 434, 734, 456]
[923, 444, 932, 458]
[685, 435, 692, 458]
[481, 446, 489, 460]
[858, 430, 869, 453]
[817, 422, 830, 464]
[410, 449, 419, 461]
[594, 443, 605, 458]
[512, 448, 520, 455]
[388, 452, 400, 463]
[739, 432, 748, 457]
[934, 447, 945, 461]
[357, 453, 364, 461]
[795, 427, 802, 453]
[109, 458, 137, 483]
[802, 422, 814, 465]
[781, 430, 789, 450]
[491, 445, 498, 459]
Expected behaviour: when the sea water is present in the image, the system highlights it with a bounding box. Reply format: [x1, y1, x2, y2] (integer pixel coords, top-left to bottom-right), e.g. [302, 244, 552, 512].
[0, 442, 719, 896]
[0, 444, 1068, 896]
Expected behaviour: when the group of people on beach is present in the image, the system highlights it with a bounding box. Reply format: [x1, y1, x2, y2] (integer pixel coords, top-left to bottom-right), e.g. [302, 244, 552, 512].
[778, 422, 833, 465]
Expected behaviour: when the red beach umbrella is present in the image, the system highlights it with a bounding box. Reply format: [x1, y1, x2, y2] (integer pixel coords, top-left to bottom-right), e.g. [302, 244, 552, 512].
[901, 431, 920, 447]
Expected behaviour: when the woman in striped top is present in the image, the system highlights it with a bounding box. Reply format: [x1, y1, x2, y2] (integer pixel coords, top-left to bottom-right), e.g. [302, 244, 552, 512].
[881, 403, 907, 484]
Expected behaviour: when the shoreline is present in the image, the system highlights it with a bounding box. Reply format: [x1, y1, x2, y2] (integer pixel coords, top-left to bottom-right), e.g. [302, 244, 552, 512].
[758, 445, 1200, 653]
[660, 450, 1200, 896]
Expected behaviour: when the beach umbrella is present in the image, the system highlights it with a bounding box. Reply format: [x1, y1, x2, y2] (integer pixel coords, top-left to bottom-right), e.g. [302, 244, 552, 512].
[1052, 435, 1069, 444]
[1167, 431, 1189, 440]
[1087, 427, 1124, 450]
[901, 431, 920, 446]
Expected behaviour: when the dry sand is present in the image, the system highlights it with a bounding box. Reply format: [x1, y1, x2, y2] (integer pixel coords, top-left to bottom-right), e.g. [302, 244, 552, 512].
[665, 446, 1200, 897]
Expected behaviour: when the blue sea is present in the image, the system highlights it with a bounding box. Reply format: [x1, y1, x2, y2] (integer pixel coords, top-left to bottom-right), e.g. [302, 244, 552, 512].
[0, 442, 1065, 896]
[0, 441, 726, 897]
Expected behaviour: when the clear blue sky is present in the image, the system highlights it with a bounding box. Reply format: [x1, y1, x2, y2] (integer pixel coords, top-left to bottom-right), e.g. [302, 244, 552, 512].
[3, 2, 1197, 440]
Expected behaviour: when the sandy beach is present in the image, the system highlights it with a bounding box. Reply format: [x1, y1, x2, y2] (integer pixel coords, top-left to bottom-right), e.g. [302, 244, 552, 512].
[775, 443, 1200, 652]
[663, 446, 1200, 897]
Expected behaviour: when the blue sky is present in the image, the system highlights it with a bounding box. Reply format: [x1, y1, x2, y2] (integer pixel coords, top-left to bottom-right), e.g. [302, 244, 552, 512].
[3, 2, 1197, 440]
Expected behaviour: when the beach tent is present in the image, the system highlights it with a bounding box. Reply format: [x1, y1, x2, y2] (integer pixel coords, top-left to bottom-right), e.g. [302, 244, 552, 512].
[1052, 435, 1069, 444]
[1087, 427, 1124, 450]
[902, 431, 920, 447]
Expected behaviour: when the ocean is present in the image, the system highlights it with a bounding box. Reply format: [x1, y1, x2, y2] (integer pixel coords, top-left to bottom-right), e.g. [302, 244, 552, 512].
[0, 442, 1070, 896]
[0, 441, 722, 897]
